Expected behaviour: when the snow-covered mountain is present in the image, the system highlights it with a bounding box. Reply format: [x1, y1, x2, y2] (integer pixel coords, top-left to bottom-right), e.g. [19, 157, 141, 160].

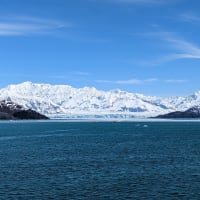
[0, 81, 200, 118]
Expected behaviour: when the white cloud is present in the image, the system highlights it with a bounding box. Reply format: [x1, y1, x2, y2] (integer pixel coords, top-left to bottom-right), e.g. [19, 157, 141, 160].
[0, 16, 66, 36]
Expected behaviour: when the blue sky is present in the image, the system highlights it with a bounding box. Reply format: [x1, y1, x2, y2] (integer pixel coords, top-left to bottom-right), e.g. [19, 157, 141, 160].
[1, 0, 200, 96]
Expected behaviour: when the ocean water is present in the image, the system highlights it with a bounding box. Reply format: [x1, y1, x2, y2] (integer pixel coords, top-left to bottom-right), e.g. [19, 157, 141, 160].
[0, 121, 200, 199]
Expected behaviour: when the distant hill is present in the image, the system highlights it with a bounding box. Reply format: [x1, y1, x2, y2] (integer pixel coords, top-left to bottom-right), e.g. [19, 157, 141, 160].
[153, 106, 200, 119]
[0, 100, 48, 120]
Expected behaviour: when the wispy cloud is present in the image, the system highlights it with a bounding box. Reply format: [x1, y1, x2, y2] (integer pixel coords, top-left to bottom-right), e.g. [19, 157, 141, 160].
[139, 31, 200, 66]
[96, 78, 157, 85]
[166, 39, 200, 59]
[165, 79, 188, 83]
[110, 0, 168, 5]
[49, 71, 90, 81]
[0, 16, 67, 36]
[72, 71, 90, 76]
[162, 33, 200, 60]
[49, 75, 71, 79]
[0, 73, 32, 78]
[179, 12, 200, 24]
[96, 78, 189, 85]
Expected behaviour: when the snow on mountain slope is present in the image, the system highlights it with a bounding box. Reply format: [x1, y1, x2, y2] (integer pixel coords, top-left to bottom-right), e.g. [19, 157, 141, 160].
[0, 81, 199, 118]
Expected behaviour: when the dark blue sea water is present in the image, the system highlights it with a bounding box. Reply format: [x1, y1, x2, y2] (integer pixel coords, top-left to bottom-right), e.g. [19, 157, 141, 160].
[1, 121, 200, 199]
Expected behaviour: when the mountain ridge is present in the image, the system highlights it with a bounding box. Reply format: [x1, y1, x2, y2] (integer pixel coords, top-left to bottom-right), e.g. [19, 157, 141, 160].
[0, 100, 48, 120]
[0, 82, 200, 118]
[153, 106, 200, 119]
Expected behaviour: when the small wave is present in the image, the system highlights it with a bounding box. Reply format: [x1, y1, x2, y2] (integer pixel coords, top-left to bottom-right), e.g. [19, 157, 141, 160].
[0, 136, 18, 141]
[0, 133, 67, 141]
[43, 129, 80, 134]
[43, 130, 68, 134]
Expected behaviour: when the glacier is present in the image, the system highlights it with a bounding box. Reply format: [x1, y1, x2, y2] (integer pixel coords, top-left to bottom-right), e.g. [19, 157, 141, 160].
[0, 81, 200, 119]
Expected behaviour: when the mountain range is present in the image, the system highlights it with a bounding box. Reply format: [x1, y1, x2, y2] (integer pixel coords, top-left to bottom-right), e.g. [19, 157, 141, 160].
[0, 82, 200, 118]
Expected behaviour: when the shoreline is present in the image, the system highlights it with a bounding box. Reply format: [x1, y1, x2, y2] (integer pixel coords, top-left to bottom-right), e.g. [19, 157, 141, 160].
[1, 118, 200, 123]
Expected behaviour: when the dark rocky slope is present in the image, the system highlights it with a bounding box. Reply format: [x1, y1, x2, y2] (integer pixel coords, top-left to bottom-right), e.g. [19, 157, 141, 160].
[153, 106, 200, 119]
[0, 100, 48, 120]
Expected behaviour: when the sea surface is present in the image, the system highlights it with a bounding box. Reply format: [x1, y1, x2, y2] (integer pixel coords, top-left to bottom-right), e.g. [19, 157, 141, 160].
[0, 121, 200, 199]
